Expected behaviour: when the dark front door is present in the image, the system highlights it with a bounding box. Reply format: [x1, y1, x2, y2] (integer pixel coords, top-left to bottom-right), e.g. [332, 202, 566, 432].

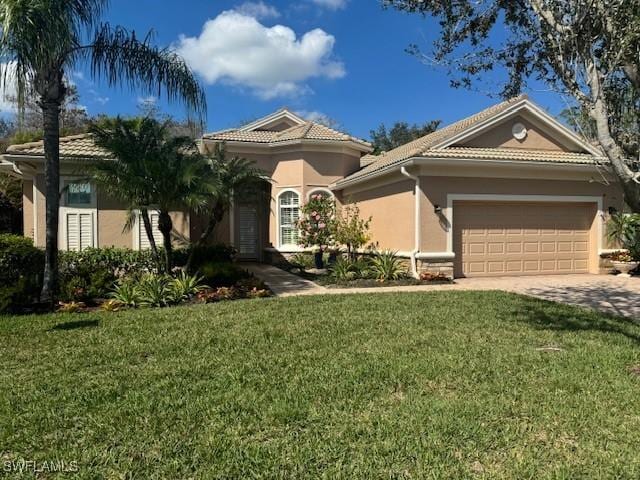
[237, 205, 259, 260]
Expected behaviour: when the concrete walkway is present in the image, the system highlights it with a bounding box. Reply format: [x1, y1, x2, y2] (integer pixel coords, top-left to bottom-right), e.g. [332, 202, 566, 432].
[244, 263, 640, 318]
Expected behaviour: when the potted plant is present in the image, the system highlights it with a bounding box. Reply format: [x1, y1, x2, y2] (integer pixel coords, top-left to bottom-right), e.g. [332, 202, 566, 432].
[609, 251, 639, 277]
[606, 213, 640, 277]
[298, 194, 336, 270]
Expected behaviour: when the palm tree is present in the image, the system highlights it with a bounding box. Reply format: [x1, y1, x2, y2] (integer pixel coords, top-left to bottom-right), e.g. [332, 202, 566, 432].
[186, 143, 265, 271]
[0, 0, 206, 304]
[91, 116, 210, 273]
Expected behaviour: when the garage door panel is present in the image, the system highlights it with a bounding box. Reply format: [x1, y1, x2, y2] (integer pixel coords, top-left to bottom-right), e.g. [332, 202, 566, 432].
[453, 201, 595, 277]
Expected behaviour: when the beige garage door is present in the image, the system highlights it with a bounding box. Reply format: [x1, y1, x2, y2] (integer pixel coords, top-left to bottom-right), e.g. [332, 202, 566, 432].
[453, 201, 596, 277]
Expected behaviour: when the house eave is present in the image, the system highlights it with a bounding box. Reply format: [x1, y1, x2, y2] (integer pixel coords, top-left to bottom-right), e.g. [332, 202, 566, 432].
[202, 137, 373, 154]
[330, 156, 606, 190]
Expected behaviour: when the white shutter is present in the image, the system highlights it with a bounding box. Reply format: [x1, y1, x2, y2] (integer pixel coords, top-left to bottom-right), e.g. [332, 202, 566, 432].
[138, 212, 163, 249]
[79, 213, 93, 250]
[65, 212, 94, 251]
[66, 213, 79, 251]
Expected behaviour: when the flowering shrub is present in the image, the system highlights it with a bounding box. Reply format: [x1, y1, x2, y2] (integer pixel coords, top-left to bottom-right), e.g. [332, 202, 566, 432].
[298, 194, 336, 252]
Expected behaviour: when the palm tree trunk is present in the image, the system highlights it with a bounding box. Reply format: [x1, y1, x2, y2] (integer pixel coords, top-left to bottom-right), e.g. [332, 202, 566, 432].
[40, 100, 62, 305]
[186, 201, 225, 272]
[140, 208, 162, 270]
[158, 210, 173, 273]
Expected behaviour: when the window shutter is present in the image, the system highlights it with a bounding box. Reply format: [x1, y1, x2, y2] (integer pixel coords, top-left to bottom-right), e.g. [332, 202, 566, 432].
[66, 212, 94, 251]
[139, 212, 164, 249]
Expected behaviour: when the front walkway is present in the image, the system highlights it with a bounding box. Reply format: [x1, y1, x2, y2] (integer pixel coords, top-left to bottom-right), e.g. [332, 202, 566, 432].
[244, 263, 640, 318]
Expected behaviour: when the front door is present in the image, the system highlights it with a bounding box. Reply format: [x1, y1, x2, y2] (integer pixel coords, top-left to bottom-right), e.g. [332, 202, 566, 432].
[237, 205, 259, 260]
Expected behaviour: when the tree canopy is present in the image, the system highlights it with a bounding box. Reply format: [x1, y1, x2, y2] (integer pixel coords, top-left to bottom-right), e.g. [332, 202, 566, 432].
[370, 120, 441, 154]
[384, 0, 640, 211]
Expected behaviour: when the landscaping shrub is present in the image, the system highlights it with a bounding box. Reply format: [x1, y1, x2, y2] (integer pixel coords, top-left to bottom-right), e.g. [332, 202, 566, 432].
[57, 247, 195, 301]
[369, 250, 407, 281]
[330, 257, 359, 281]
[199, 261, 250, 287]
[289, 252, 315, 270]
[0, 234, 44, 312]
[109, 272, 208, 308]
[186, 244, 236, 271]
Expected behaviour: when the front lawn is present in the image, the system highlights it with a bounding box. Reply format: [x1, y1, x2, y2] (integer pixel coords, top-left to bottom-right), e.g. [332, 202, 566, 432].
[2, 292, 640, 478]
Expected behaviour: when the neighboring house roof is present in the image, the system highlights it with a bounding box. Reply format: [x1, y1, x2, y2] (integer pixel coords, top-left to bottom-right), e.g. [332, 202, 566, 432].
[5, 133, 111, 160]
[203, 108, 372, 151]
[334, 95, 605, 188]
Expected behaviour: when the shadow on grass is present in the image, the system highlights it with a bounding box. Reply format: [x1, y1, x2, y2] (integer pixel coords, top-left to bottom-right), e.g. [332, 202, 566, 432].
[513, 297, 640, 345]
[50, 319, 100, 331]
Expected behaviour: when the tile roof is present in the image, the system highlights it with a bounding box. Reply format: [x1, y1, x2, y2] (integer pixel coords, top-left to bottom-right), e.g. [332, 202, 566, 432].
[342, 95, 531, 183]
[6, 134, 111, 159]
[203, 121, 372, 149]
[419, 147, 607, 163]
[335, 95, 604, 187]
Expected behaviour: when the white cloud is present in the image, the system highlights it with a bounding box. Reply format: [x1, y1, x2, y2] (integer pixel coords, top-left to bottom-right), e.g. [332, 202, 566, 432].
[235, 1, 280, 19]
[89, 89, 109, 105]
[0, 63, 18, 113]
[311, 0, 347, 10]
[137, 95, 158, 105]
[295, 110, 338, 128]
[176, 10, 345, 99]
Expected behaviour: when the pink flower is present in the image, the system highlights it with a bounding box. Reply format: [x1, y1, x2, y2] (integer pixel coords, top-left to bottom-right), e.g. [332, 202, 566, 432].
[318, 222, 326, 229]
[315, 214, 321, 221]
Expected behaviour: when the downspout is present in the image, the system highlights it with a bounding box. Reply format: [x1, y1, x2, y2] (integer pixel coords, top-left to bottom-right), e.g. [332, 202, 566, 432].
[400, 165, 421, 278]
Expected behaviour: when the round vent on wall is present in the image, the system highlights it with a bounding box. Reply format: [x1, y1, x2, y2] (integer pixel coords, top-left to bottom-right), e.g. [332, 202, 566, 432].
[512, 122, 528, 140]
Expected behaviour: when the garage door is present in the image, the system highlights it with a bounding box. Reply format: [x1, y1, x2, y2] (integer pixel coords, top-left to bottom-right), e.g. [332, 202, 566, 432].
[453, 201, 596, 277]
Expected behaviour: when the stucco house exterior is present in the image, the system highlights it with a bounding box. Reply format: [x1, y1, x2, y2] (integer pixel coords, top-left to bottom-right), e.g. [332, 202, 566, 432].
[0, 95, 623, 278]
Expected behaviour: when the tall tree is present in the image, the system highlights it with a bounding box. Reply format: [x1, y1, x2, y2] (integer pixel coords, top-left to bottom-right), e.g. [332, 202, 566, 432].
[384, 0, 640, 211]
[370, 120, 441, 154]
[91, 117, 210, 273]
[0, 0, 205, 305]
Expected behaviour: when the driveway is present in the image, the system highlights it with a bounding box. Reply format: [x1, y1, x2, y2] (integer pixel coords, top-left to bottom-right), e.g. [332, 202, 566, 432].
[245, 264, 640, 318]
[454, 274, 640, 319]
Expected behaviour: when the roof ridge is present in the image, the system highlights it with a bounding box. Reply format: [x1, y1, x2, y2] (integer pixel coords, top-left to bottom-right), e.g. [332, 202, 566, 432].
[7, 132, 92, 152]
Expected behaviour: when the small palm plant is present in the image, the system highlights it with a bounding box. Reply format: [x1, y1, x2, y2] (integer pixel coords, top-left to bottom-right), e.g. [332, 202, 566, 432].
[369, 250, 406, 281]
[607, 213, 640, 260]
[170, 271, 208, 301]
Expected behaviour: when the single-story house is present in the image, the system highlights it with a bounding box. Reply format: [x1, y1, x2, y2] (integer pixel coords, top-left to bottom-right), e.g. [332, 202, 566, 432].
[0, 95, 623, 277]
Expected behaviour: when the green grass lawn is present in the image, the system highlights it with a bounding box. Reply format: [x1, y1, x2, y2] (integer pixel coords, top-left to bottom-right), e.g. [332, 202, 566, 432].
[2, 291, 640, 479]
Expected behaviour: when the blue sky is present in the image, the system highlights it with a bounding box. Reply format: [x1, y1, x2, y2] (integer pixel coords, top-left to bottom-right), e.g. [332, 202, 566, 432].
[63, 0, 568, 139]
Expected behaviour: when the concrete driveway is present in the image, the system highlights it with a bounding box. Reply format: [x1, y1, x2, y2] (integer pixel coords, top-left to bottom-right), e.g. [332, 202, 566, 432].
[245, 264, 640, 318]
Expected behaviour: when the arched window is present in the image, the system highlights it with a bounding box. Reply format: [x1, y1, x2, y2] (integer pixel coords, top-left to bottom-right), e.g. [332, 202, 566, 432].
[278, 190, 300, 248]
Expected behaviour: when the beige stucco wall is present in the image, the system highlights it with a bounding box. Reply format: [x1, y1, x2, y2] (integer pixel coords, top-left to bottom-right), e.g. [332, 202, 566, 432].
[418, 175, 623, 254]
[459, 116, 571, 151]
[207, 142, 363, 250]
[340, 176, 415, 252]
[26, 174, 191, 250]
[34, 174, 46, 248]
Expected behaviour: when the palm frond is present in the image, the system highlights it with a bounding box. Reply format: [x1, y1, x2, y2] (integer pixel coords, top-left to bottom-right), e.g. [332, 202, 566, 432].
[86, 24, 206, 118]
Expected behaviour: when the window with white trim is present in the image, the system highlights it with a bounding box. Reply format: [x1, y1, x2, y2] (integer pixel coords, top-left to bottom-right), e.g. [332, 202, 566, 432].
[66, 181, 92, 206]
[279, 191, 300, 247]
[64, 211, 94, 251]
[138, 211, 164, 250]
